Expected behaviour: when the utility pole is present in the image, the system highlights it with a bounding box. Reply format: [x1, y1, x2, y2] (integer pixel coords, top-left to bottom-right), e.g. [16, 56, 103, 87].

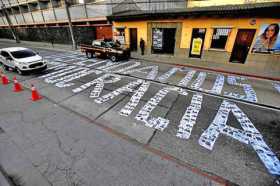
[63, 0, 77, 50]
[0, 0, 20, 43]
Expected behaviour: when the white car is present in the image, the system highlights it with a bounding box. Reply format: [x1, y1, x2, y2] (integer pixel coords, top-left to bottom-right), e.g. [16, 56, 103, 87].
[0, 47, 47, 75]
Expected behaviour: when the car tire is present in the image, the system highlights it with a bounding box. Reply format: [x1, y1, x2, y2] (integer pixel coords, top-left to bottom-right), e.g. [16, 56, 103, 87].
[16, 67, 23, 75]
[86, 51, 92, 59]
[110, 55, 117, 62]
[3, 65, 9, 71]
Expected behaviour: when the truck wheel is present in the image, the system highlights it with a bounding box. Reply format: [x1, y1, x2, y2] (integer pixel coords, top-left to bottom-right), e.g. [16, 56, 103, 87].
[86, 51, 90, 58]
[110, 55, 117, 62]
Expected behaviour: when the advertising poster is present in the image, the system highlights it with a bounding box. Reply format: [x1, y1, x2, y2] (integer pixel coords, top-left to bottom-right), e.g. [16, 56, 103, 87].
[252, 23, 280, 54]
[113, 27, 125, 45]
[189, 28, 206, 58]
[152, 28, 163, 50]
[191, 38, 202, 55]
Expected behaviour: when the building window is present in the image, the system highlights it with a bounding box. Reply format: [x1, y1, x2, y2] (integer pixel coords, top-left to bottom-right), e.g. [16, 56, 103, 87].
[210, 28, 231, 49]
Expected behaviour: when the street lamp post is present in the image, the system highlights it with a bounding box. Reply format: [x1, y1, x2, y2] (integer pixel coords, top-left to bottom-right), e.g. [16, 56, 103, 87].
[63, 0, 77, 50]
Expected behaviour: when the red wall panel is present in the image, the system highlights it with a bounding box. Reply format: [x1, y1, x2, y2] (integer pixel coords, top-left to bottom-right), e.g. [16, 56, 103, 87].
[96, 26, 113, 40]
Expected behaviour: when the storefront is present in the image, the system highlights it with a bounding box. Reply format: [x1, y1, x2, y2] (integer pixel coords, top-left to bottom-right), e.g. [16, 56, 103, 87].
[109, 3, 280, 77]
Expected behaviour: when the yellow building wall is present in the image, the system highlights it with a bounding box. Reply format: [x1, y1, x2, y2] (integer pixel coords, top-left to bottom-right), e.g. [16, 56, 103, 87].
[114, 18, 280, 53]
[114, 21, 148, 47]
[187, 0, 280, 8]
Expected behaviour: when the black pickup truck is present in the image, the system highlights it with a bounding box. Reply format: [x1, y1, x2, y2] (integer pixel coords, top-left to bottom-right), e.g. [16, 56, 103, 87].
[80, 39, 130, 62]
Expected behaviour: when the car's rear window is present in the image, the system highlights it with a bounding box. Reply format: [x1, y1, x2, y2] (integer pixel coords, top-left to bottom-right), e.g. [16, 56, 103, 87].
[11, 49, 36, 59]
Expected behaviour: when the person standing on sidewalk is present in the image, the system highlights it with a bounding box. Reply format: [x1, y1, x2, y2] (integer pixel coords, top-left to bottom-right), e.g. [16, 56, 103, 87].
[140, 38, 145, 55]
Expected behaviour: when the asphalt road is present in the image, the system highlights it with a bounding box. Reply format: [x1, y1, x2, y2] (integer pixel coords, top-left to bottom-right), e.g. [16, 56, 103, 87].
[0, 41, 280, 186]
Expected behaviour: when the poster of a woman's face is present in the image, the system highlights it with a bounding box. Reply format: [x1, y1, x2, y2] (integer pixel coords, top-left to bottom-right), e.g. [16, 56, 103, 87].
[252, 23, 280, 54]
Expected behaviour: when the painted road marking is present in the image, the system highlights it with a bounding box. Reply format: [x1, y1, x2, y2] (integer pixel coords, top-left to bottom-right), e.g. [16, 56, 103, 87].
[273, 82, 280, 93]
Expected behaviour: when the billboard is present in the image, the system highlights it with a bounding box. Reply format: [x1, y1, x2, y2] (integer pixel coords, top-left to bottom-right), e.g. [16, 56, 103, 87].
[252, 23, 280, 54]
[113, 27, 125, 45]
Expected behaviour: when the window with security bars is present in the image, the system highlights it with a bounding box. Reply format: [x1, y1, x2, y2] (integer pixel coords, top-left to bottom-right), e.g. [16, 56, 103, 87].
[210, 28, 231, 49]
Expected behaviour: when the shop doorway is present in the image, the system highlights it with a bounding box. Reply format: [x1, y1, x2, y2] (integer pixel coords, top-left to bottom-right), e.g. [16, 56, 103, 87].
[230, 29, 256, 64]
[129, 28, 138, 51]
[152, 28, 176, 54]
[189, 28, 206, 58]
[163, 28, 176, 54]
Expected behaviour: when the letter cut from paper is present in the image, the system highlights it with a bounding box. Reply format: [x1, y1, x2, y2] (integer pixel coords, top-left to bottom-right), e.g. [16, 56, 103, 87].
[72, 74, 121, 98]
[135, 86, 188, 131]
[44, 67, 87, 84]
[157, 67, 180, 83]
[178, 70, 196, 87]
[124, 66, 159, 80]
[273, 82, 280, 93]
[40, 65, 76, 79]
[119, 81, 151, 116]
[190, 72, 206, 90]
[55, 69, 101, 88]
[224, 76, 257, 102]
[176, 93, 203, 139]
[199, 100, 280, 175]
[200, 74, 224, 95]
[94, 79, 145, 103]
[113, 61, 142, 73]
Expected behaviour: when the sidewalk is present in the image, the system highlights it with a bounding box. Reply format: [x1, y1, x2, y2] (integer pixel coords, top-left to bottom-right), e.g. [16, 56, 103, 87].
[0, 38, 75, 52]
[1, 38, 279, 81]
[132, 52, 280, 81]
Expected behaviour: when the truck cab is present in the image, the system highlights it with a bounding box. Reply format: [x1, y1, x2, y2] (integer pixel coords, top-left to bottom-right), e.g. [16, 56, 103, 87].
[81, 39, 130, 62]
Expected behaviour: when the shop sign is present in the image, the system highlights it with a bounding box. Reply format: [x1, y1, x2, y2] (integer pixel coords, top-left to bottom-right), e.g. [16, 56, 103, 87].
[113, 27, 126, 44]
